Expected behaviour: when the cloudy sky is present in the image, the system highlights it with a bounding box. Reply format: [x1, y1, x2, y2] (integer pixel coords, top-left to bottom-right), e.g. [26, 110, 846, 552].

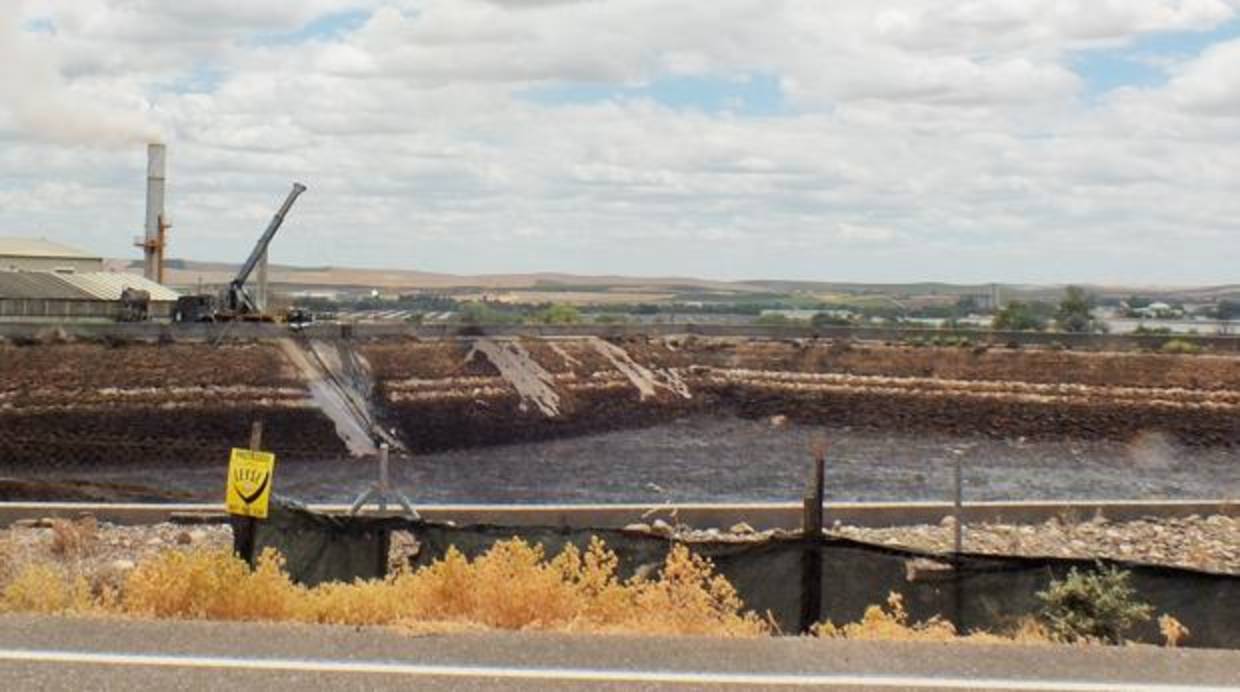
[1, 1, 1238, 284]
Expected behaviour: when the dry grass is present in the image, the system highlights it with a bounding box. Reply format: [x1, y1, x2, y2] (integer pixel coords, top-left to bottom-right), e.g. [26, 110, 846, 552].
[0, 535, 16, 586]
[49, 517, 98, 559]
[0, 537, 768, 638]
[1, 563, 98, 615]
[815, 593, 958, 642]
[815, 592, 1197, 648]
[1160, 615, 1190, 648]
[0, 539, 1193, 647]
[814, 593, 1056, 645]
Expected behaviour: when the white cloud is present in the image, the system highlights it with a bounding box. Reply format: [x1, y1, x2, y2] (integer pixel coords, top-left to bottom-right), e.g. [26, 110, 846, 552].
[1165, 38, 1240, 113]
[836, 223, 898, 243]
[1, 0, 1238, 283]
[0, 3, 160, 145]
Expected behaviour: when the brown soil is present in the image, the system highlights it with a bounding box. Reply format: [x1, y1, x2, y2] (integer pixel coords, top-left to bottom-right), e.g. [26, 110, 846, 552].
[634, 338, 1240, 390]
[359, 337, 1240, 453]
[2, 337, 1237, 480]
[0, 343, 347, 470]
[0, 343, 302, 389]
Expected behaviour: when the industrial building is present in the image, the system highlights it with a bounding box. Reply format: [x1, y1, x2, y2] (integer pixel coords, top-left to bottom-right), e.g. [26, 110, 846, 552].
[1, 237, 178, 322]
[0, 270, 179, 322]
[0, 237, 105, 273]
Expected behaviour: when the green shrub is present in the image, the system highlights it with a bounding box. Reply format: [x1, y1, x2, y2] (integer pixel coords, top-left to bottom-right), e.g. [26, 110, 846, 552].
[810, 312, 852, 328]
[993, 302, 1047, 332]
[528, 304, 581, 325]
[1036, 566, 1153, 644]
[457, 302, 521, 326]
[1132, 325, 1172, 336]
[1160, 339, 1202, 355]
[1055, 286, 1106, 333]
[755, 314, 799, 327]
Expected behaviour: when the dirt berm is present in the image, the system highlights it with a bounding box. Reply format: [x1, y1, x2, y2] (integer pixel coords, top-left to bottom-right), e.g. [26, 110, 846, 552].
[1, 336, 1237, 471]
[361, 336, 1240, 452]
[0, 342, 346, 470]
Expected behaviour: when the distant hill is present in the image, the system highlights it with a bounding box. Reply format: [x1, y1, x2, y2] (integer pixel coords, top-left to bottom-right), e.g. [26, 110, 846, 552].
[104, 259, 763, 295]
[104, 258, 1239, 304]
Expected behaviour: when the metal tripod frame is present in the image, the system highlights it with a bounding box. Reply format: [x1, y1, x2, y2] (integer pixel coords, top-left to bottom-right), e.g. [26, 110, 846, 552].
[349, 443, 419, 519]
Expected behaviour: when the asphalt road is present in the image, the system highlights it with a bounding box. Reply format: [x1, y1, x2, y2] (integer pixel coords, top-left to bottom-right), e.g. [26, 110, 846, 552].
[1, 615, 1238, 691]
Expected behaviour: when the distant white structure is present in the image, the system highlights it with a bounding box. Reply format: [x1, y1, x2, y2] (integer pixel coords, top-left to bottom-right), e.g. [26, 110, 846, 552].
[760, 308, 855, 321]
[1133, 302, 1181, 319]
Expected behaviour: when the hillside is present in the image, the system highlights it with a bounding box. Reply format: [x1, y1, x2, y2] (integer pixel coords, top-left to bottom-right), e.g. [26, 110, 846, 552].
[104, 259, 1239, 304]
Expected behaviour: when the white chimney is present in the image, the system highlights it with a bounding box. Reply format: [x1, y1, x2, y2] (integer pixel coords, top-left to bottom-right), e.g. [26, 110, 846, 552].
[142, 143, 166, 282]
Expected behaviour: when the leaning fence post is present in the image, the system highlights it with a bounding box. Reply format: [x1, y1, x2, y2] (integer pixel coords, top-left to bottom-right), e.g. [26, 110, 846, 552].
[800, 434, 827, 633]
[231, 421, 262, 566]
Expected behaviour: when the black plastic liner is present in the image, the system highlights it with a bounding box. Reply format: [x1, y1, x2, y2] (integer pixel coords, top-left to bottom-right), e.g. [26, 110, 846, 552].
[247, 501, 1240, 648]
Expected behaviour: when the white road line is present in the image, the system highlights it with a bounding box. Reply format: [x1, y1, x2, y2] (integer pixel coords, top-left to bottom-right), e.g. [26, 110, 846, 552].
[0, 649, 1232, 691]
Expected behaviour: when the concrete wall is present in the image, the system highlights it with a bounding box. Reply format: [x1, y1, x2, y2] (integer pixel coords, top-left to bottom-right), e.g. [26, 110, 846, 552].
[0, 299, 115, 321]
[0, 299, 174, 322]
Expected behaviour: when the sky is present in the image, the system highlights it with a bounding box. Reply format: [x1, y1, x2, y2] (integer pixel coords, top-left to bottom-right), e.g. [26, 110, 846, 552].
[1, 1, 1239, 285]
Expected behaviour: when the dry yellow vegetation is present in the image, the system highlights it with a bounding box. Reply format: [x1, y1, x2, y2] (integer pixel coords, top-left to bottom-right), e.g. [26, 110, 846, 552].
[0, 537, 768, 638]
[814, 592, 1187, 648]
[0, 531, 1190, 647]
[815, 593, 1056, 645]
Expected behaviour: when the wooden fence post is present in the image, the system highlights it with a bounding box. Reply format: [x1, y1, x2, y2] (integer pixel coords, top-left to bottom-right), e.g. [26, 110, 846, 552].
[231, 421, 262, 566]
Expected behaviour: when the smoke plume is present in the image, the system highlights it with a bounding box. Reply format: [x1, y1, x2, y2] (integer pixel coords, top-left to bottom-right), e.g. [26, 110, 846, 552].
[0, 6, 162, 146]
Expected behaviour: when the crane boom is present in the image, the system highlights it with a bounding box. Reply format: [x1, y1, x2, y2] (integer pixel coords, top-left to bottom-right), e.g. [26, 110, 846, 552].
[226, 182, 307, 313]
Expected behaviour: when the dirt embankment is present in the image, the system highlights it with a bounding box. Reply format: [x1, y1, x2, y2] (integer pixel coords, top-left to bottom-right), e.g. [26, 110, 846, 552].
[0, 343, 346, 469]
[690, 340, 1240, 390]
[360, 337, 1240, 452]
[2, 337, 1237, 473]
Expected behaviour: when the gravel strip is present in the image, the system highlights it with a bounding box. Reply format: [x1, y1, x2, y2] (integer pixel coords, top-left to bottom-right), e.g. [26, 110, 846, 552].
[832, 514, 1239, 574]
[0, 518, 233, 587]
[643, 514, 1240, 574]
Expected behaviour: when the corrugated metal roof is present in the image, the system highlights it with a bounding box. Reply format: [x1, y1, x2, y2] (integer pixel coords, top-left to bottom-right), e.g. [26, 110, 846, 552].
[0, 237, 101, 260]
[0, 271, 179, 302]
[0, 272, 95, 300]
[57, 273, 181, 302]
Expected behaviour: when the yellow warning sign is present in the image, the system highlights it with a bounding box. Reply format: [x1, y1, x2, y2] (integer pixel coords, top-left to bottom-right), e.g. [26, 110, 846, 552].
[225, 448, 276, 519]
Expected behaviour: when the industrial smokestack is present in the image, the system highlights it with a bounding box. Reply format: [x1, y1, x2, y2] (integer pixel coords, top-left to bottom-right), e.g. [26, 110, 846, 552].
[141, 143, 167, 282]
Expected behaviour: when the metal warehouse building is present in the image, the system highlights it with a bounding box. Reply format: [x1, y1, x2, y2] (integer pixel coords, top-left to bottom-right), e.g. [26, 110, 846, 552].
[0, 237, 105, 273]
[0, 271, 179, 322]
